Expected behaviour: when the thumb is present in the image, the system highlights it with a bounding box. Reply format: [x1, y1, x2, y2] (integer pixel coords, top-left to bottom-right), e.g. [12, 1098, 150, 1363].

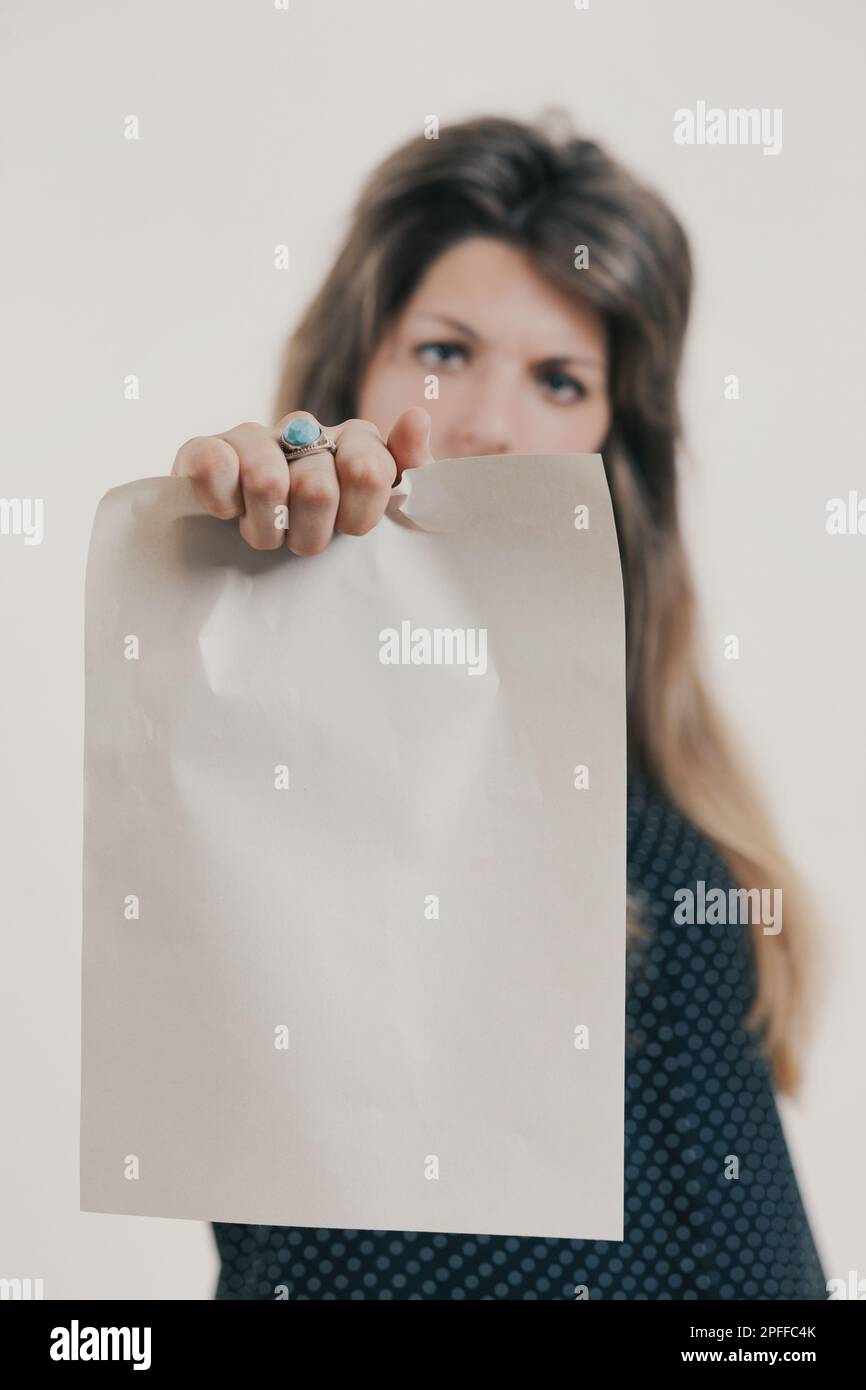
[387, 406, 434, 481]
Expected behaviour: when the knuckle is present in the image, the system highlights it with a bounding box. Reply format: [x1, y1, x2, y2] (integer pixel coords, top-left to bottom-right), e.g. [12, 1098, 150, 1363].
[240, 461, 285, 503]
[183, 437, 228, 483]
[291, 477, 339, 511]
[342, 417, 382, 440]
[341, 453, 390, 494]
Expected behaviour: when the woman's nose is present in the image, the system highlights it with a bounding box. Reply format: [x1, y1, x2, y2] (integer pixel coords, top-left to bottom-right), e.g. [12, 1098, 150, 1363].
[448, 374, 512, 457]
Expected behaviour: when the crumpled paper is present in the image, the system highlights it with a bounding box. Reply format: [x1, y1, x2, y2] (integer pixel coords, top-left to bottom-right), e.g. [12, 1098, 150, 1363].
[80, 453, 626, 1239]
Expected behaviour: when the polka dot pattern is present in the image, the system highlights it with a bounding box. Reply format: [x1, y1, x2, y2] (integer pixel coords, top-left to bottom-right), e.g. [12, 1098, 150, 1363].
[212, 768, 828, 1299]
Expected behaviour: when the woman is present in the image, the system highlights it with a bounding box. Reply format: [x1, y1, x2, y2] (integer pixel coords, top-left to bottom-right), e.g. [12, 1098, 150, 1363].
[173, 111, 828, 1299]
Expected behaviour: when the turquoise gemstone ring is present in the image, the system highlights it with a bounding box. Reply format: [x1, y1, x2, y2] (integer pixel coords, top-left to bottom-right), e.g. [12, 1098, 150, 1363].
[278, 416, 337, 463]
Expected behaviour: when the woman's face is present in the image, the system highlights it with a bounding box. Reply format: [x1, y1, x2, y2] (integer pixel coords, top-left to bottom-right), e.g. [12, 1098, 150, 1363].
[357, 236, 612, 460]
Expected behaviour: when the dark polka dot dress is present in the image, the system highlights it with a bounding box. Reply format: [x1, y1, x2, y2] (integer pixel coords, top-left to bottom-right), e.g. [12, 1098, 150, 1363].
[211, 767, 828, 1299]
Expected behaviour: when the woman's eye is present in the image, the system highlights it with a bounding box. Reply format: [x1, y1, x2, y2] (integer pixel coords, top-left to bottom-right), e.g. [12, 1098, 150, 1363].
[539, 369, 587, 402]
[413, 341, 469, 368]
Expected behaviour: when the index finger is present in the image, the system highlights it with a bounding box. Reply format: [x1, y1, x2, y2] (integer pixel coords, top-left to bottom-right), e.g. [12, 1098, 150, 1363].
[172, 435, 243, 519]
[330, 419, 397, 534]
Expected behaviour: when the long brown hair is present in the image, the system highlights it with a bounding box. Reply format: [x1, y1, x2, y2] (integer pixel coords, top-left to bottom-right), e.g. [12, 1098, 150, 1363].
[272, 110, 822, 1096]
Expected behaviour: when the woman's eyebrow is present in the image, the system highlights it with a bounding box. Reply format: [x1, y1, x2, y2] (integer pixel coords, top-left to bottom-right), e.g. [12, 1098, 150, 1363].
[414, 312, 481, 340]
[412, 313, 605, 370]
[542, 353, 606, 372]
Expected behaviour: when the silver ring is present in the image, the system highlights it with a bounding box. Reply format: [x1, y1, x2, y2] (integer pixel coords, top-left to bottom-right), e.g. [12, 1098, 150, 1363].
[278, 418, 338, 464]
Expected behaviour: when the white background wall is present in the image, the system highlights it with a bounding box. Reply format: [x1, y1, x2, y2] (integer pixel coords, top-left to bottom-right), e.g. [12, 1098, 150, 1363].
[1, 0, 863, 1298]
